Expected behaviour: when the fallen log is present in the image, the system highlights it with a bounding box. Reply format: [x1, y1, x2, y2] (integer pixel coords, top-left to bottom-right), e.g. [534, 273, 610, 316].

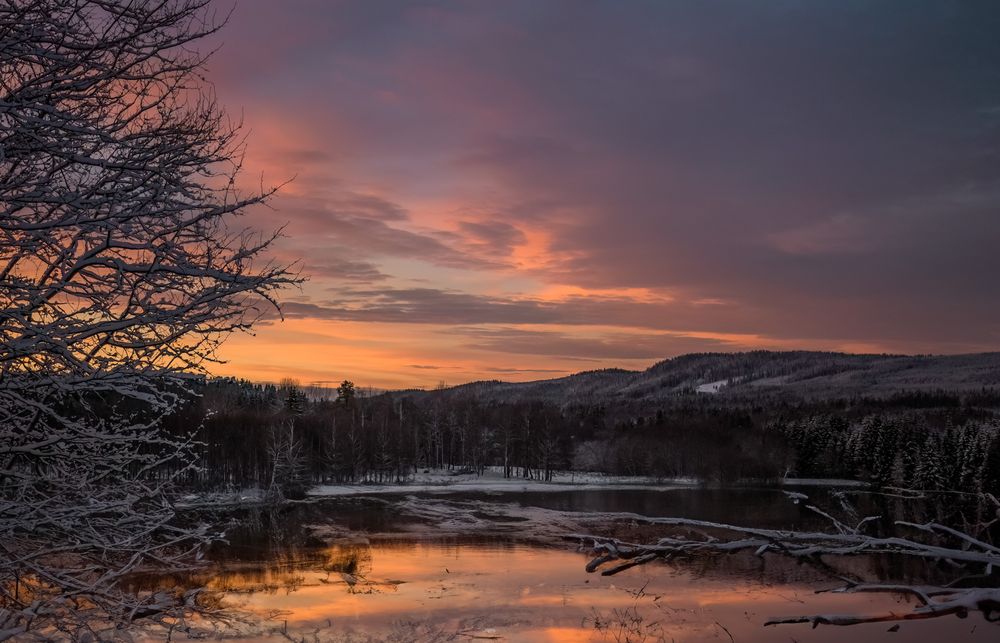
[570, 491, 1000, 627]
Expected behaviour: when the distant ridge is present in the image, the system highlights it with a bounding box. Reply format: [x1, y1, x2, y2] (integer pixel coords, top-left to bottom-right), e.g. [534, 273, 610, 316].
[407, 351, 1000, 405]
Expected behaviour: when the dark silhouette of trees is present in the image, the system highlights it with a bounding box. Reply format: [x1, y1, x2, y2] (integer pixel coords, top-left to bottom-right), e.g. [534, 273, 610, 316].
[0, 0, 297, 636]
[158, 376, 1000, 500]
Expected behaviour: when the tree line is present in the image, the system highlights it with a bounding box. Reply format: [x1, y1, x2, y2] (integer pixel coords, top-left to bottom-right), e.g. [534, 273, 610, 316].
[160, 377, 1000, 499]
[778, 415, 1000, 493]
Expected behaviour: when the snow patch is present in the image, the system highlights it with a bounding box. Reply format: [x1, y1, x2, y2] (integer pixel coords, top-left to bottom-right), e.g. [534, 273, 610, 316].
[780, 478, 867, 487]
[309, 469, 697, 497]
[696, 379, 727, 394]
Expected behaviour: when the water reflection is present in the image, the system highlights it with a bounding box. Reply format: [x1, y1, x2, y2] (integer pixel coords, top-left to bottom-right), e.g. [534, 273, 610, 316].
[149, 489, 997, 641]
[190, 540, 991, 642]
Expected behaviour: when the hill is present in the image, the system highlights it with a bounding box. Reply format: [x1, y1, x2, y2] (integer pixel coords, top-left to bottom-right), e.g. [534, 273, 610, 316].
[418, 351, 1000, 405]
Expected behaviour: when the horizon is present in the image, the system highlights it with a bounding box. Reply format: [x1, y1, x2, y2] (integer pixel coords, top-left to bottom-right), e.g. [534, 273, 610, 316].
[225, 348, 1000, 392]
[202, 1, 1000, 388]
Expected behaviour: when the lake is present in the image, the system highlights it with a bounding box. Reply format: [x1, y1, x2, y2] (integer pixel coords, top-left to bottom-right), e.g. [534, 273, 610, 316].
[150, 486, 996, 641]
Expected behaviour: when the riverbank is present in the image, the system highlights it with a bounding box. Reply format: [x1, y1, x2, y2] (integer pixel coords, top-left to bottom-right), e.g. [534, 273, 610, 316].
[176, 469, 867, 509]
[309, 469, 697, 497]
[308, 468, 866, 497]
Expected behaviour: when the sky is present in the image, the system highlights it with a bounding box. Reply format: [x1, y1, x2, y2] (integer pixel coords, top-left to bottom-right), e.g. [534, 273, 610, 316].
[206, 0, 1000, 389]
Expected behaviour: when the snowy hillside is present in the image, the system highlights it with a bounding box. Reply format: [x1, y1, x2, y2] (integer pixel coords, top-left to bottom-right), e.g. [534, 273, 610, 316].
[409, 351, 1000, 405]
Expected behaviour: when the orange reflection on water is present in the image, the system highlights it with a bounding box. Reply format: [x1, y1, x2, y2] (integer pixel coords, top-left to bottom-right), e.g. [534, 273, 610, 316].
[199, 540, 998, 642]
[540, 626, 600, 642]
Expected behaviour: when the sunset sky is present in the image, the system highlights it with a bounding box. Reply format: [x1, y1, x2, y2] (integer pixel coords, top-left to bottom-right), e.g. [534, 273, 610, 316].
[207, 1, 1000, 389]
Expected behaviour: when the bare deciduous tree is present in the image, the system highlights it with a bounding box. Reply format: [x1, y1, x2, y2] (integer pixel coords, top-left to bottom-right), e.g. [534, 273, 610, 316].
[0, 0, 298, 637]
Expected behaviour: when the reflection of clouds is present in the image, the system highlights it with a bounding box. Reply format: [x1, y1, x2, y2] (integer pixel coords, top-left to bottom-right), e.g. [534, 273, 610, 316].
[541, 627, 593, 642]
[194, 536, 998, 642]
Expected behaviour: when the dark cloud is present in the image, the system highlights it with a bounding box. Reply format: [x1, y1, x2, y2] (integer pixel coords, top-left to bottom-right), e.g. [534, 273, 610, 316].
[307, 255, 387, 283]
[326, 192, 410, 222]
[278, 285, 997, 355]
[280, 290, 563, 326]
[481, 366, 569, 375]
[453, 328, 730, 361]
[215, 1, 1000, 356]
[456, 220, 527, 258]
[263, 192, 507, 271]
[276, 288, 743, 343]
[280, 288, 715, 329]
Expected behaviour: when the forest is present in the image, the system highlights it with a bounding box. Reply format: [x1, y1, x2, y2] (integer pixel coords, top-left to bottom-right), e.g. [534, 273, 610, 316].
[160, 376, 1000, 500]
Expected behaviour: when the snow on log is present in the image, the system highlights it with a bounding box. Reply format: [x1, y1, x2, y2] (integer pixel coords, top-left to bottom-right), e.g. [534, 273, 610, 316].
[571, 492, 1000, 626]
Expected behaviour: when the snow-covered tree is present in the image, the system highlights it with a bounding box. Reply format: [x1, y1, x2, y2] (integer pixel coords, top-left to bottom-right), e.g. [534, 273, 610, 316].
[954, 425, 988, 493]
[982, 428, 1000, 496]
[0, 0, 297, 636]
[913, 435, 945, 491]
[280, 378, 307, 416]
[267, 420, 308, 500]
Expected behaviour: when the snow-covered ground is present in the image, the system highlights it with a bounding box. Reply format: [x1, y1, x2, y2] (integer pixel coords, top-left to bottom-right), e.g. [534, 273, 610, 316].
[176, 487, 266, 508]
[696, 379, 728, 393]
[307, 468, 868, 497]
[173, 470, 866, 507]
[779, 477, 867, 487]
[309, 468, 699, 497]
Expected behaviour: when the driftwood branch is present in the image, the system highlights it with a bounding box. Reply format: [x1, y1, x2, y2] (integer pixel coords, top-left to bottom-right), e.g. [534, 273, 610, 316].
[570, 492, 1000, 627]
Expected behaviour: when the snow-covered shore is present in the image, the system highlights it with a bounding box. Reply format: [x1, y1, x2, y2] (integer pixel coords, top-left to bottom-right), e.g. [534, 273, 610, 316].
[174, 470, 866, 507]
[778, 477, 867, 487]
[309, 469, 698, 497]
[306, 468, 866, 497]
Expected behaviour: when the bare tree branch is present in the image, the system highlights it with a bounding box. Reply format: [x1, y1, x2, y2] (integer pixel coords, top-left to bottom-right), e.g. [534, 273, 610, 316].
[0, 0, 300, 637]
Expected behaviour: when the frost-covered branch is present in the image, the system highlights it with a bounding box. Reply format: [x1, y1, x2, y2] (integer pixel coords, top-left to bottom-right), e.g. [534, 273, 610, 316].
[1, 0, 300, 637]
[572, 492, 1000, 627]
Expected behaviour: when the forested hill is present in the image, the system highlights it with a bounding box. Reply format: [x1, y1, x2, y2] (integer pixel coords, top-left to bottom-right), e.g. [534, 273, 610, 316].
[423, 351, 1000, 405]
[161, 352, 1000, 493]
